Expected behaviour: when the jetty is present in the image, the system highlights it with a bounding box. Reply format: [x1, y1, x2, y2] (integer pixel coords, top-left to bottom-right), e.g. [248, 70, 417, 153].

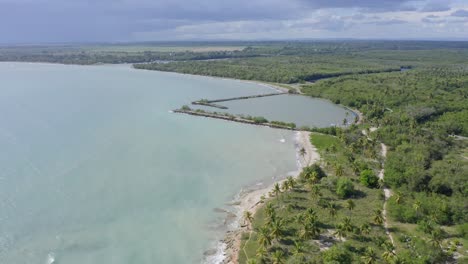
[173, 109, 297, 131]
[191, 92, 287, 109]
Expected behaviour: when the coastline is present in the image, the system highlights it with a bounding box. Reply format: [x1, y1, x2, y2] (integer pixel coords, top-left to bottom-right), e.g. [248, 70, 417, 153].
[5, 62, 361, 126]
[219, 131, 320, 264]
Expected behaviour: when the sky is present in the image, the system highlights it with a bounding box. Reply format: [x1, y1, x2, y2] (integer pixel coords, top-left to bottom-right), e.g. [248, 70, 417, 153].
[1, 0, 468, 43]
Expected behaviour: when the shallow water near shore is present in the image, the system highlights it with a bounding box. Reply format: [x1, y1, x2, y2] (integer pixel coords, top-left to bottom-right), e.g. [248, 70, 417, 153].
[0, 63, 347, 263]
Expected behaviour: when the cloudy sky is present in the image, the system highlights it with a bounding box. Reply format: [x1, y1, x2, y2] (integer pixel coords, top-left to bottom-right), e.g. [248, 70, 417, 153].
[1, 0, 468, 43]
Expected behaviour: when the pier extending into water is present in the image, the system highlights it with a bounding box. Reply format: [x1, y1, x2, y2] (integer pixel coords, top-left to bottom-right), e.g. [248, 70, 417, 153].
[192, 92, 287, 109]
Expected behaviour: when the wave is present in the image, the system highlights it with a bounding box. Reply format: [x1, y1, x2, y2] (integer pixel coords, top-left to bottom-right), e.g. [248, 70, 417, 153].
[203, 241, 226, 264]
[46, 253, 55, 264]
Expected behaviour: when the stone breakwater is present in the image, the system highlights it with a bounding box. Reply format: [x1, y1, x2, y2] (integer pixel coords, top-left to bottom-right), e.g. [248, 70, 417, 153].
[173, 109, 297, 131]
[191, 92, 287, 109]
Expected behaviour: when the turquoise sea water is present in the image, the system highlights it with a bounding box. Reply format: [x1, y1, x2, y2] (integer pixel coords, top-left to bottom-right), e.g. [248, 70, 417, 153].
[0, 63, 347, 263]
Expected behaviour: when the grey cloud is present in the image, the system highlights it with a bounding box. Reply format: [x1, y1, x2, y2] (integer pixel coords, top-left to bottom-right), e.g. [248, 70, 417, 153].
[451, 9, 468, 17]
[292, 16, 350, 31]
[0, 0, 464, 43]
[365, 19, 409, 25]
[300, 0, 414, 11]
[422, 17, 446, 23]
[420, 0, 451, 12]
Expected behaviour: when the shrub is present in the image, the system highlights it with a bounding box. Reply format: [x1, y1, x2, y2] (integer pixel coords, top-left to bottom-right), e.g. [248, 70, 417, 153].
[456, 223, 468, 239]
[300, 164, 326, 182]
[360, 169, 378, 188]
[252, 116, 268, 123]
[321, 245, 353, 263]
[336, 178, 355, 198]
[181, 105, 191, 110]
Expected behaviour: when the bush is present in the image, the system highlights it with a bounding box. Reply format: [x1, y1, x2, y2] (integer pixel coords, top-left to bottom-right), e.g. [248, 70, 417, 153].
[456, 223, 468, 239]
[321, 245, 353, 263]
[181, 105, 191, 110]
[336, 178, 355, 198]
[300, 164, 326, 182]
[251, 116, 268, 123]
[360, 169, 379, 188]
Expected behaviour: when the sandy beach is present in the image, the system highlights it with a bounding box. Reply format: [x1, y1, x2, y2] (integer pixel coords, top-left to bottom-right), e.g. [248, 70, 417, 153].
[220, 131, 320, 264]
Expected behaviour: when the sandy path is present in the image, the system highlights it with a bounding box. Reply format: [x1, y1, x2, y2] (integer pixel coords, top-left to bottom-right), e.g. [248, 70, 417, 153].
[378, 143, 394, 246]
[363, 128, 394, 246]
[221, 131, 320, 264]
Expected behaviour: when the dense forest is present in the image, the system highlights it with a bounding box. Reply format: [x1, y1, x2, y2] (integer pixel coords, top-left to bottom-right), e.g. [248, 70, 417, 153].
[134, 55, 406, 83]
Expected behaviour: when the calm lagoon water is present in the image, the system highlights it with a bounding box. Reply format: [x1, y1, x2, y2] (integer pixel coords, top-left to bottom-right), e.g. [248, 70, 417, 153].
[0, 63, 347, 263]
[196, 94, 353, 128]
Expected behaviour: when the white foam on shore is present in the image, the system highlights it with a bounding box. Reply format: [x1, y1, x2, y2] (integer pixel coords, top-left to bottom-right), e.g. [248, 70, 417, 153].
[204, 241, 226, 264]
[46, 253, 55, 264]
[203, 133, 306, 264]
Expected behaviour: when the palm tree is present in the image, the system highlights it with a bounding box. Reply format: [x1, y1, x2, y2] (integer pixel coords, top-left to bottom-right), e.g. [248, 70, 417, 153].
[287, 176, 295, 190]
[341, 216, 353, 232]
[309, 221, 321, 238]
[391, 255, 405, 264]
[292, 240, 304, 259]
[281, 181, 289, 192]
[377, 178, 385, 189]
[359, 223, 371, 235]
[333, 223, 346, 240]
[257, 226, 272, 248]
[310, 185, 322, 200]
[298, 219, 320, 240]
[373, 209, 384, 225]
[270, 218, 284, 242]
[361, 247, 378, 264]
[345, 199, 355, 212]
[299, 147, 307, 161]
[305, 208, 317, 223]
[335, 164, 344, 177]
[381, 243, 396, 262]
[265, 203, 276, 223]
[294, 213, 305, 225]
[272, 250, 285, 264]
[394, 191, 403, 204]
[273, 183, 281, 200]
[328, 203, 338, 218]
[243, 211, 254, 227]
[428, 230, 442, 248]
[309, 171, 319, 184]
[256, 246, 267, 262]
[413, 200, 421, 214]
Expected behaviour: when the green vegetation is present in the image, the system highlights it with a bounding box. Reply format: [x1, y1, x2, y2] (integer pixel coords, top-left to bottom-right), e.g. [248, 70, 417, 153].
[238, 131, 395, 263]
[132, 41, 468, 83]
[135, 55, 404, 83]
[239, 125, 466, 263]
[2, 40, 467, 263]
[270, 121, 296, 129]
[360, 169, 379, 188]
[0, 43, 262, 64]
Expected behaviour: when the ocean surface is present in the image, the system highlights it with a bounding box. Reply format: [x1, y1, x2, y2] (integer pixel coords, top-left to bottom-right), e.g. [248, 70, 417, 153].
[0, 63, 347, 263]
